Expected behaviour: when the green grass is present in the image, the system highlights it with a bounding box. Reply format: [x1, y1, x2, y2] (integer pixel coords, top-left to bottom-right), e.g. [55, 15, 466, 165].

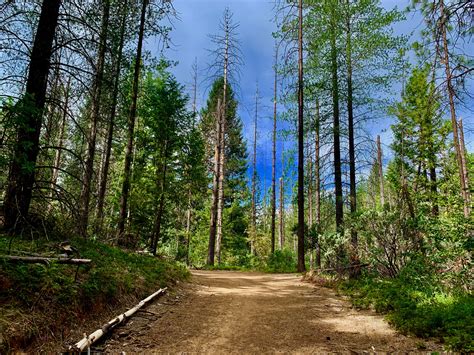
[0, 235, 189, 351]
[202, 264, 247, 271]
[339, 275, 474, 351]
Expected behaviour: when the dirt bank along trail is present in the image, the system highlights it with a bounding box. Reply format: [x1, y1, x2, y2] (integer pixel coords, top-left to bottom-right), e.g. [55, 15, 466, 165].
[101, 270, 441, 353]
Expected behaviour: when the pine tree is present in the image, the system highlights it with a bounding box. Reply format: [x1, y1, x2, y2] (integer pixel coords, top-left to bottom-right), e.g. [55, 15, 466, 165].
[391, 66, 444, 215]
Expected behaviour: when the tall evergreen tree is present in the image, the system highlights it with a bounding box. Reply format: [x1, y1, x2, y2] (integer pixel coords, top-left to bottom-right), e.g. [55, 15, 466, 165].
[391, 66, 444, 215]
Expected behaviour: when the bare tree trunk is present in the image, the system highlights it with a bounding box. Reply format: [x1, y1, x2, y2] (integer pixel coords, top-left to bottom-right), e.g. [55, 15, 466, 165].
[346, 5, 359, 277]
[96, 0, 127, 229]
[215, 26, 229, 264]
[185, 190, 192, 265]
[117, 0, 148, 239]
[49, 77, 70, 210]
[439, 0, 470, 218]
[192, 58, 198, 116]
[376, 135, 385, 207]
[296, 0, 306, 272]
[185, 59, 198, 265]
[330, 0, 344, 239]
[458, 118, 471, 215]
[208, 99, 222, 265]
[279, 177, 285, 249]
[4, 0, 61, 230]
[308, 147, 314, 270]
[215, 104, 226, 264]
[315, 99, 321, 268]
[151, 152, 168, 256]
[44, 62, 61, 147]
[271, 45, 278, 254]
[78, 0, 110, 238]
[251, 85, 258, 256]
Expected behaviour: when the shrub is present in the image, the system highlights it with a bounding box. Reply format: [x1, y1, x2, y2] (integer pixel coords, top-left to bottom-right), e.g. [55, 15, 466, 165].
[339, 265, 474, 351]
[264, 249, 297, 273]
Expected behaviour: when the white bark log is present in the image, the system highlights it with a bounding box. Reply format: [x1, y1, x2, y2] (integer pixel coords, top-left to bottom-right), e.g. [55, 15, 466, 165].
[71, 287, 167, 351]
[0, 255, 91, 265]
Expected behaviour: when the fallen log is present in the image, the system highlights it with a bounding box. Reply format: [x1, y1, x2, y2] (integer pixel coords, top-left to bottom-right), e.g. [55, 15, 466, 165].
[0, 255, 91, 265]
[319, 263, 370, 273]
[70, 287, 167, 351]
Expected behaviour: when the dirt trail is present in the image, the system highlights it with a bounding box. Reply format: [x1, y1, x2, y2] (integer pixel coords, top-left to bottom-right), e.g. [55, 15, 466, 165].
[103, 270, 442, 353]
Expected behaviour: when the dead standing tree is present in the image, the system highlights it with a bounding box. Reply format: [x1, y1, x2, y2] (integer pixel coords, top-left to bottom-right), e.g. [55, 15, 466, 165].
[206, 8, 243, 265]
[271, 43, 279, 254]
[208, 98, 222, 265]
[185, 57, 199, 264]
[250, 83, 260, 256]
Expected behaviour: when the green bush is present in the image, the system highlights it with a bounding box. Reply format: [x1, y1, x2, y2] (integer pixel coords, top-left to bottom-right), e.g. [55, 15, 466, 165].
[264, 249, 297, 273]
[340, 269, 474, 351]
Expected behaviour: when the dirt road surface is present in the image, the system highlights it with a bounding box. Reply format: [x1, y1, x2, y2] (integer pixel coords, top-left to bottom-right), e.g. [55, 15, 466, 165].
[102, 270, 442, 353]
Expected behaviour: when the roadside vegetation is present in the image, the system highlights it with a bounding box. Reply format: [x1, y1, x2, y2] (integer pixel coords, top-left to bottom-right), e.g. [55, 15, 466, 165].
[339, 268, 473, 351]
[0, 233, 188, 352]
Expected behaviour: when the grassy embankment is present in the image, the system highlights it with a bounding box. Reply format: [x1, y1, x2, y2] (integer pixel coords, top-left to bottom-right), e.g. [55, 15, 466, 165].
[306, 267, 473, 352]
[0, 234, 189, 352]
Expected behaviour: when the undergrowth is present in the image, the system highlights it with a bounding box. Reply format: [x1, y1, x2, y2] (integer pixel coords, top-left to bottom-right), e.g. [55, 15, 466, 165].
[339, 270, 473, 351]
[0, 234, 189, 351]
[202, 249, 298, 273]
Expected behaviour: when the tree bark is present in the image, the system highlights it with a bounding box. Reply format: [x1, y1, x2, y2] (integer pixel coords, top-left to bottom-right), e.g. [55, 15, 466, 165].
[71, 288, 166, 351]
[215, 30, 229, 265]
[78, 0, 110, 238]
[251, 85, 258, 256]
[207, 99, 222, 265]
[215, 103, 226, 264]
[315, 99, 321, 268]
[185, 190, 192, 265]
[192, 58, 198, 116]
[49, 77, 70, 209]
[117, 0, 148, 239]
[376, 135, 385, 207]
[185, 60, 198, 265]
[271, 45, 278, 254]
[297, 0, 306, 273]
[4, 0, 61, 230]
[439, 0, 470, 218]
[346, 5, 359, 277]
[458, 118, 471, 215]
[279, 177, 285, 249]
[308, 146, 314, 269]
[330, 0, 344, 237]
[96, 0, 128, 229]
[151, 151, 168, 256]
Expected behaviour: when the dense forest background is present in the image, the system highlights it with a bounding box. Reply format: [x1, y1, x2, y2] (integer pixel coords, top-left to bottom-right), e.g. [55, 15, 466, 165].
[0, 0, 472, 350]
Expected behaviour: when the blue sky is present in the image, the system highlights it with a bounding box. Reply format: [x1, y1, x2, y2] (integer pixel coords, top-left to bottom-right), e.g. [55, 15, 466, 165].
[149, 0, 473, 197]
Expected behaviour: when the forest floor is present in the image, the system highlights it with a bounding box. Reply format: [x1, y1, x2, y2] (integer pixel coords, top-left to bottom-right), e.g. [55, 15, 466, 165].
[101, 270, 444, 353]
